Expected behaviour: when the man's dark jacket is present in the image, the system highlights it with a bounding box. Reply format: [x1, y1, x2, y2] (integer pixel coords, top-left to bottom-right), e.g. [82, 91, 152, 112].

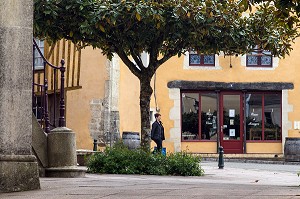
[151, 121, 165, 140]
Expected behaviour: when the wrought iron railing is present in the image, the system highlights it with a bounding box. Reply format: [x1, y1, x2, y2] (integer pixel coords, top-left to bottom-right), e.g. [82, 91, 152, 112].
[32, 39, 66, 133]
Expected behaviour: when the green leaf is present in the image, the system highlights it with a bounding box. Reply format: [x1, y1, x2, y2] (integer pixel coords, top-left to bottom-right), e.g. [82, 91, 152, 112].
[99, 25, 105, 33]
[136, 12, 141, 21]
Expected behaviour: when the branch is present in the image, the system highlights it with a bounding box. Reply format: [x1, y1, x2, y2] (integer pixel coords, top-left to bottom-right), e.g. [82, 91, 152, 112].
[115, 48, 141, 78]
[148, 32, 165, 76]
[156, 36, 190, 70]
[156, 46, 182, 71]
[129, 46, 145, 70]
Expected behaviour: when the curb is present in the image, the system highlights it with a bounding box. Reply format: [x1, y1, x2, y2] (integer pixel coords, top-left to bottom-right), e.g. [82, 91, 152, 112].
[202, 157, 300, 165]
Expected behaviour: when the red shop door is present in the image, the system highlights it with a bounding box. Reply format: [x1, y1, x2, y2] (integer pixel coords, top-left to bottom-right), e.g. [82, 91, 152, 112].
[220, 92, 244, 153]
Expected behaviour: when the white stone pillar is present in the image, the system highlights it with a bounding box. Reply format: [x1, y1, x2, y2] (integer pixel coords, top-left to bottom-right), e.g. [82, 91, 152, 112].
[282, 90, 293, 153]
[169, 88, 182, 152]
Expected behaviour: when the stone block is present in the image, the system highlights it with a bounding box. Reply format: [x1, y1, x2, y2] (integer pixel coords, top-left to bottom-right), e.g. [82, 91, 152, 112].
[168, 88, 180, 100]
[0, 155, 40, 192]
[0, 0, 32, 28]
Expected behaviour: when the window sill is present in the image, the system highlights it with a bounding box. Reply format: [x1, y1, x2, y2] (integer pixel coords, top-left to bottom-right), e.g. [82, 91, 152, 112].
[246, 140, 282, 143]
[184, 65, 222, 70]
[181, 140, 217, 142]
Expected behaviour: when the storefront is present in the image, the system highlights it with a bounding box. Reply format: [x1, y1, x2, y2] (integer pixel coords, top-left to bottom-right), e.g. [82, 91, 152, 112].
[168, 81, 293, 154]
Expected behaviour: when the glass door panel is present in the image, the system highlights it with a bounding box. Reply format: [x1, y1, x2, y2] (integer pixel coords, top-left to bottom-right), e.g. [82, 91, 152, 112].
[222, 95, 241, 140]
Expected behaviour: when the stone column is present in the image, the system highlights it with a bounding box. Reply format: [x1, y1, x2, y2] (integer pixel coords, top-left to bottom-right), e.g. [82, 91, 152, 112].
[0, 0, 40, 192]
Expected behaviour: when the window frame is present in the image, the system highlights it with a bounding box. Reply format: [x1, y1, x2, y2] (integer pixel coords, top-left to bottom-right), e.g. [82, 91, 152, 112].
[246, 49, 273, 67]
[245, 92, 282, 142]
[181, 91, 218, 142]
[34, 39, 45, 70]
[189, 51, 215, 67]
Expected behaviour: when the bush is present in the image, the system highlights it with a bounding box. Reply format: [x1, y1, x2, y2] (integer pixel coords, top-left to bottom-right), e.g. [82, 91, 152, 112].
[87, 143, 204, 176]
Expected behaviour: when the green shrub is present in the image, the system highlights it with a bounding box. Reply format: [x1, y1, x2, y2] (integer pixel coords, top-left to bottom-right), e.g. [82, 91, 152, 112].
[87, 143, 204, 176]
[166, 152, 204, 176]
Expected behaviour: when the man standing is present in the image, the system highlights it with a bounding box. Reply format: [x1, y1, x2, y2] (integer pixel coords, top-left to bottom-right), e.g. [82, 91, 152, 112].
[151, 113, 165, 153]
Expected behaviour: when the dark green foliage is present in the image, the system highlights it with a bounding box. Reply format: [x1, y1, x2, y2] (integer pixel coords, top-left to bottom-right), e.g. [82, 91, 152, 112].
[87, 143, 204, 176]
[166, 152, 203, 176]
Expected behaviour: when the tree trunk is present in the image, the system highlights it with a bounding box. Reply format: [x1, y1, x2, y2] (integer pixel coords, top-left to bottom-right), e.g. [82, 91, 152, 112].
[139, 76, 153, 149]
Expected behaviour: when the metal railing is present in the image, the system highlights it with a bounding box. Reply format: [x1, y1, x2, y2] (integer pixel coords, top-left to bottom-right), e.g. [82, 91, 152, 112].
[32, 39, 66, 133]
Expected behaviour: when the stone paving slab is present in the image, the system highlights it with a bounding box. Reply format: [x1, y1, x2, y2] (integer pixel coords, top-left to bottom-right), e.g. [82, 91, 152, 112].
[1, 161, 300, 199]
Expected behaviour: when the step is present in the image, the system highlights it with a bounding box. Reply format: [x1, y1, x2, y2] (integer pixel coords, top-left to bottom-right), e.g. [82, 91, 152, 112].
[45, 166, 87, 178]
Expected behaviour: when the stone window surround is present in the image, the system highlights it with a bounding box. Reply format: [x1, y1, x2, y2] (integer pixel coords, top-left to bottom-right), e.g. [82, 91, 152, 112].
[168, 81, 293, 153]
[241, 54, 279, 70]
[183, 52, 221, 70]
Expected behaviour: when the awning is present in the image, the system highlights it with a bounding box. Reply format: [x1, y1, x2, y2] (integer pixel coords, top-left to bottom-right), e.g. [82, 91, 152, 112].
[167, 81, 293, 91]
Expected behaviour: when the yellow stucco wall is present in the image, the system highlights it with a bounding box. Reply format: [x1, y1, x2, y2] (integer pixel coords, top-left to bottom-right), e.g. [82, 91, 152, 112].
[285, 39, 300, 138]
[246, 143, 282, 153]
[66, 47, 108, 150]
[181, 142, 218, 153]
[119, 63, 141, 134]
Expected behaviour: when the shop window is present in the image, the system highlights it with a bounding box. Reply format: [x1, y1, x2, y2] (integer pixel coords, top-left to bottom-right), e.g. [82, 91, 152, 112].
[246, 48, 272, 67]
[189, 51, 215, 66]
[200, 93, 218, 140]
[264, 94, 281, 140]
[181, 92, 217, 141]
[246, 93, 281, 141]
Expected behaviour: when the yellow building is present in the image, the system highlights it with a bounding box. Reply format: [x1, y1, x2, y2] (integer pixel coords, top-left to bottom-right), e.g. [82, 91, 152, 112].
[117, 38, 300, 156]
[37, 36, 300, 157]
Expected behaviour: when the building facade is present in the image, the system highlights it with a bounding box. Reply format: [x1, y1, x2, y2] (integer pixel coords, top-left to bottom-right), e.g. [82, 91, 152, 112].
[44, 36, 300, 156]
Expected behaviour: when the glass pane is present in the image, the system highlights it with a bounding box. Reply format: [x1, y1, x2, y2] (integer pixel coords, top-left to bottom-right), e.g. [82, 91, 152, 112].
[189, 54, 201, 65]
[203, 55, 215, 65]
[247, 55, 258, 65]
[246, 94, 263, 140]
[201, 93, 217, 140]
[34, 39, 45, 68]
[182, 93, 199, 140]
[223, 95, 240, 140]
[261, 56, 272, 66]
[264, 94, 281, 140]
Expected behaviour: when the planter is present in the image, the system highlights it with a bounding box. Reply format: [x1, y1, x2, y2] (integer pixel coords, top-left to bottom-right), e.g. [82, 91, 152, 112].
[284, 137, 300, 162]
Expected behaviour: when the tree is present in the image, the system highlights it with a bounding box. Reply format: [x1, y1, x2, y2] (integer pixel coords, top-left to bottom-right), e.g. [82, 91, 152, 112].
[34, 0, 299, 149]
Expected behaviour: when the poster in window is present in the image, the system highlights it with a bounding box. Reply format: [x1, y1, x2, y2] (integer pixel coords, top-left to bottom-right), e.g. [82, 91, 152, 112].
[229, 129, 235, 136]
[229, 109, 235, 117]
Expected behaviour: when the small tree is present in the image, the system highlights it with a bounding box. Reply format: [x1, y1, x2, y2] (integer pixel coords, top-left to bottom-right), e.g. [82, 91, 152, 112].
[34, 0, 299, 149]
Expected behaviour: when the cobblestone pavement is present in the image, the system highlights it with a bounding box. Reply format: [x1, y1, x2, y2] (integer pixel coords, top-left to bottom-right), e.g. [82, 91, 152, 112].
[1, 161, 300, 199]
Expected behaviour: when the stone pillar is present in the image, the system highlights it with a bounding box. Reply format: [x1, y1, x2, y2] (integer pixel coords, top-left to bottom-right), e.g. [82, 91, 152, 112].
[89, 99, 105, 146]
[102, 55, 121, 146]
[0, 0, 40, 192]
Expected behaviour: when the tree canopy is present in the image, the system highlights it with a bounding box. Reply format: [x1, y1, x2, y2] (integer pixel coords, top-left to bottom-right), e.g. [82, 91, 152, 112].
[34, 0, 300, 148]
[244, 0, 300, 16]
